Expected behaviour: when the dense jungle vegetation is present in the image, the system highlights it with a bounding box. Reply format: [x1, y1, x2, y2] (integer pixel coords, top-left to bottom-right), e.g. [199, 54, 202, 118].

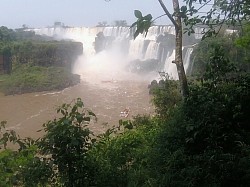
[0, 26, 82, 95]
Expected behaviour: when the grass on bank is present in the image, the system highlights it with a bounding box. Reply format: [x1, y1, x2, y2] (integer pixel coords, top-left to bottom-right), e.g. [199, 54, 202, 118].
[0, 64, 80, 95]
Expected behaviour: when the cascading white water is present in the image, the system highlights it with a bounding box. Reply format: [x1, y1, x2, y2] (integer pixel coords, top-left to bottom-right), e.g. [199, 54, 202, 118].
[103, 27, 130, 38]
[144, 41, 160, 60]
[32, 27, 104, 57]
[183, 48, 194, 71]
[128, 39, 146, 60]
[30, 25, 199, 80]
[164, 50, 177, 79]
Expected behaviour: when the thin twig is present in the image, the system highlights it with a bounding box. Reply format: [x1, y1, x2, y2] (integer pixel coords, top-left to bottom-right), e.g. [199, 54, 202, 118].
[152, 14, 167, 23]
[197, 0, 212, 11]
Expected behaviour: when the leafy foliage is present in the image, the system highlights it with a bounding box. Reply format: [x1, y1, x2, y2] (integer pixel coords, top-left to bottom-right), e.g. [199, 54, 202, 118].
[0, 26, 16, 42]
[0, 121, 18, 150]
[130, 10, 153, 39]
[235, 23, 250, 62]
[151, 49, 250, 187]
[183, 0, 250, 38]
[38, 98, 96, 186]
[235, 23, 250, 48]
[191, 31, 250, 76]
[10, 41, 82, 66]
[0, 64, 80, 95]
[150, 76, 182, 119]
[0, 147, 40, 187]
[0, 99, 97, 186]
[88, 115, 160, 187]
[0, 121, 41, 187]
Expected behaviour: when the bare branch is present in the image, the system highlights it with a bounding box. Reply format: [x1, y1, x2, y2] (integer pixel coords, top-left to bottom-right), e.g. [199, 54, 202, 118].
[157, 0, 178, 28]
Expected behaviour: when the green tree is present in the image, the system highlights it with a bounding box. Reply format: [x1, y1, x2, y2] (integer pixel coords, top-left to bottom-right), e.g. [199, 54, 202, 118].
[96, 21, 108, 27]
[38, 98, 96, 186]
[0, 26, 15, 42]
[88, 115, 159, 187]
[235, 23, 250, 64]
[131, 0, 189, 97]
[183, 0, 250, 37]
[147, 48, 250, 186]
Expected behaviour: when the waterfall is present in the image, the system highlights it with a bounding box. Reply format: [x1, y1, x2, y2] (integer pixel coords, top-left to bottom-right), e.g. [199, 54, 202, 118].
[30, 25, 201, 79]
[183, 48, 193, 72]
[164, 50, 177, 79]
[144, 41, 160, 60]
[128, 39, 146, 60]
[31, 27, 104, 57]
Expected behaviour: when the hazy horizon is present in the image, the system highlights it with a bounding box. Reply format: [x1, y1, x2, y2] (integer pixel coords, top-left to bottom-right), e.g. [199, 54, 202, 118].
[1, 0, 175, 29]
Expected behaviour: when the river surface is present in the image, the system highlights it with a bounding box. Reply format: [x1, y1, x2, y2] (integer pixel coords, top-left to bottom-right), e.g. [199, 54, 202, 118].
[0, 78, 154, 139]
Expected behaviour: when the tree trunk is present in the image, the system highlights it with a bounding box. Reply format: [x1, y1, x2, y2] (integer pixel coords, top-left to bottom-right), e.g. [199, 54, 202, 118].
[172, 0, 189, 97]
[158, 0, 189, 97]
[174, 19, 189, 98]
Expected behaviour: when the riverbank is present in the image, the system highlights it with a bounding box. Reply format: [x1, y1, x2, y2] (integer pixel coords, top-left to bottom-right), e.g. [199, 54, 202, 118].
[0, 64, 80, 95]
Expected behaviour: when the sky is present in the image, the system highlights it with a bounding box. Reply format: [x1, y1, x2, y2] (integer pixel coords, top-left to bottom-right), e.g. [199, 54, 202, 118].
[0, 0, 175, 29]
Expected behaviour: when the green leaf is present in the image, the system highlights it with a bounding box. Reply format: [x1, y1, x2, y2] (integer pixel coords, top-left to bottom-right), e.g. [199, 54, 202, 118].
[144, 14, 153, 21]
[134, 10, 142, 19]
[181, 6, 187, 12]
[76, 114, 84, 123]
[124, 122, 133, 130]
[76, 98, 84, 107]
[130, 21, 137, 28]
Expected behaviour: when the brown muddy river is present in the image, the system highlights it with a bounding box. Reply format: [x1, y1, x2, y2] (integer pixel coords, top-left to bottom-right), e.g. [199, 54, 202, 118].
[0, 79, 154, 139]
